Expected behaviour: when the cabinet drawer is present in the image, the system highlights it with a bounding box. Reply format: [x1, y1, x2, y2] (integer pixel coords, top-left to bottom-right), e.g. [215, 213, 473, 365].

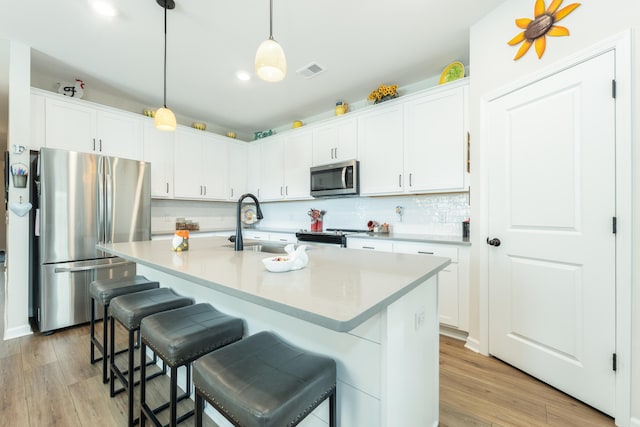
[346, 238, 394, 252]
[269, 233, 297, 244]
[393, 242, 458, 263]
[243, 231, 270, 240]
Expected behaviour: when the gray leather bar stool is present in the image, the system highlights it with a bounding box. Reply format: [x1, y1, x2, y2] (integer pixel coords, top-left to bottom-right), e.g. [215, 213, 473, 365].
[110, 287, 194, 427]
[139, 303, 244, 427]
[89, 275, 160, 384]
[193, 331, 337, 427]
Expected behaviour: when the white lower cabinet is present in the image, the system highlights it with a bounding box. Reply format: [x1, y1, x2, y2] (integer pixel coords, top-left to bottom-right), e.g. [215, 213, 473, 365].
[347, 237, 469, 331]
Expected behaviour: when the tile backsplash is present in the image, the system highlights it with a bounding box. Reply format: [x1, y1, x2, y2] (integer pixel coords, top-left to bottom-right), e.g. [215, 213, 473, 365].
[152, 193, 470, 236]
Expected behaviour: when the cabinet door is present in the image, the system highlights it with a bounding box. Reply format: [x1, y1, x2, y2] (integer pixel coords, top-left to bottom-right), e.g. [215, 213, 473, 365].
[143, 121, 174, 198]
[246, 143, 262, 198]
[228, 141, 247, 200]
[259, 137, 285, 201]
[201, 134, 228, 200]
[284, 130, 313, 199]
[404, 87, 465, 193]
[357, 105, 404, 195]
[313, 118, 357, 165]
[44, 97, 96, 153]
[173, 129, 204, 199]
[393, 242, 459, 327]
[96, 109, 143, 160]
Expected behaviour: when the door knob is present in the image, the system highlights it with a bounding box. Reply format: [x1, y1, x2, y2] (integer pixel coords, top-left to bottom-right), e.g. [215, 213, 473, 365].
[486, 237, 501, 247]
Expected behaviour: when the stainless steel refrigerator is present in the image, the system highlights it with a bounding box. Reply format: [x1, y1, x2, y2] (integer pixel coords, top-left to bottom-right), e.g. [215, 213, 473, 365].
[32, 147, 151, 333]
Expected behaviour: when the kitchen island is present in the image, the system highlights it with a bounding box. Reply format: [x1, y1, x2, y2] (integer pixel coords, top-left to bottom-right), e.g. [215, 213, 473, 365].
[98, 237, 450, 427]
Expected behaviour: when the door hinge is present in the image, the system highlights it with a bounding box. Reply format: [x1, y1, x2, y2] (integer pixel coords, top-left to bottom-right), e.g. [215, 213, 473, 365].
[612, 353, 617, 372]
[612, 217, 617, 234]
[612, 80, 616, 99]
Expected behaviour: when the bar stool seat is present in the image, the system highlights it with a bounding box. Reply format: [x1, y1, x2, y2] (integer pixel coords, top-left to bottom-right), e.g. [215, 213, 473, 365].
[89, 275, 160, 383]
[193, 331, 337, 427]
[110, 287, 194, 427]
[140, 303, 244, 427]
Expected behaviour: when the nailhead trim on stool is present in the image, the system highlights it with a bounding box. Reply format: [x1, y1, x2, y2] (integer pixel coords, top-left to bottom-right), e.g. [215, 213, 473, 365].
[109, 287, 194, 427]
[193, 331, 337, 427]
[89, 275, 159, 384]
[139, 303, 244, 427]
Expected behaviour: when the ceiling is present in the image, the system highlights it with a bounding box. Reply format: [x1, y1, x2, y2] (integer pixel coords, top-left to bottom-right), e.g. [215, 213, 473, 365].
[0, 0, 506, 140]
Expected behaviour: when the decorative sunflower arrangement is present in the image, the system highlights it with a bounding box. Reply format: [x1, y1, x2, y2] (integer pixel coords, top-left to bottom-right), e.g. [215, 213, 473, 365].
[367, 84, 399, 104]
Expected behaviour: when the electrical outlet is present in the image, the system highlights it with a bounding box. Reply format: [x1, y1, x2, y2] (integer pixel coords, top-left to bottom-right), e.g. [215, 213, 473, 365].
[414, 307, 425, 331]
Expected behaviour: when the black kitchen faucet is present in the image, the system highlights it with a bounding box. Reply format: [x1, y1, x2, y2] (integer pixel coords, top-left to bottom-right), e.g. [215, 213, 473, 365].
[234, 193, 264, 251]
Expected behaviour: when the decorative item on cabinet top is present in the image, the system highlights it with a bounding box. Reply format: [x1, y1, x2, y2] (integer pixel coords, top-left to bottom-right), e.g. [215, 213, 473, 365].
[439, 61, 465, 84]
[335, 101, 349, 115]
[367, 84, 398, 104]
[57, 79, 85, 98]
[192, 122, 206, 131]
[254, 129, 275, 140]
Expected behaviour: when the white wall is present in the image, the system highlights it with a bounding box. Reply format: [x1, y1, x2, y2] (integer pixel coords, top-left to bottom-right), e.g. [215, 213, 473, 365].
[469, 1, 639, 425]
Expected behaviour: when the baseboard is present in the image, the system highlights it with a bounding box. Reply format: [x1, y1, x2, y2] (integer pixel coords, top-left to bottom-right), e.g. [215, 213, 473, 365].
[439, 325, 468, 341]
[3, 323, 32, 340]
[464, 335, 481, 353]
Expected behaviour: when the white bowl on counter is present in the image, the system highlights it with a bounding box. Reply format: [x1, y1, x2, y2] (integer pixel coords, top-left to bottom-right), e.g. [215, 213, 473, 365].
[262, 256, 294, 273]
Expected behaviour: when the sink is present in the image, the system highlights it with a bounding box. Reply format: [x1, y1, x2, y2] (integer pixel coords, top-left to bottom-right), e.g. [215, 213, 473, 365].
[223, 242, 288, 254]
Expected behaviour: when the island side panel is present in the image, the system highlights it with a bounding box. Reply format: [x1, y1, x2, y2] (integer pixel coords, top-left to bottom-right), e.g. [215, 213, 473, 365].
[137, 264, 389, 427]
[382, 275, 440, 427]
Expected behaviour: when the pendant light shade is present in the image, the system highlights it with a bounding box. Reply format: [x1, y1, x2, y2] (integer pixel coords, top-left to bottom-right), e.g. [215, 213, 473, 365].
[155, 0, 176, 131]
[154, 107, 176, 131]
[255, 0, 286, 82]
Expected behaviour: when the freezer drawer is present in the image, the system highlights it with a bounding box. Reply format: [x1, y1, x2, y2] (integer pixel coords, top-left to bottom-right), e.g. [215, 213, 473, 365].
[37, 257, 135, 333]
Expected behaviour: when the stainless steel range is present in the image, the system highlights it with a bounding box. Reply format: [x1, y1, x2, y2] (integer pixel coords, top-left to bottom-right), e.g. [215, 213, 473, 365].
[295, 228, 368, 247]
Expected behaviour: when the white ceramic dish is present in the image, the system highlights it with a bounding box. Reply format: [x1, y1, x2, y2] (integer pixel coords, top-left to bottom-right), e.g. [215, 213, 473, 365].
[262, 256, 294, 273]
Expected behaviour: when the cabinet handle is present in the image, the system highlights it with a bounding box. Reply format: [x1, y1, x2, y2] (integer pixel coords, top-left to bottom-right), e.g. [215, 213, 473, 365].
[398, 174, 402, 188]
[200, 185, 203, 195]
[417, 251, 434, 255]
[280, 186, 283, 196]
[257, 188, 260, 198]
[93, 138, 96, 151]
[203, 185, 207, 196]
[362, 246, 375, 250]
[99, 139, 103, 152]
[409, 173, 413, 187]
[285, 186, 288, 196]
[230, 188, 234, 198]
[279, 238, 287, 242]
[166, 182, 169, 194]
[334, 147, 338, 159]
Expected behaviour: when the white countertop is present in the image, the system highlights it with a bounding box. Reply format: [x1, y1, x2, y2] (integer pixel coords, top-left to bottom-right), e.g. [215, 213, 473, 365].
[98, 237, 450, 332]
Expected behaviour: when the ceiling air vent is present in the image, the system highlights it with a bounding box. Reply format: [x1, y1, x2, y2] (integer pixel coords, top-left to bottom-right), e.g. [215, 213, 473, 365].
[296, 62, 326, 79]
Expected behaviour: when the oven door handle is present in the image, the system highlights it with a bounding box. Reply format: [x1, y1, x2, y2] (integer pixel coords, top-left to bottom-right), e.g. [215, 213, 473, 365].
[341, 167, 347, 189]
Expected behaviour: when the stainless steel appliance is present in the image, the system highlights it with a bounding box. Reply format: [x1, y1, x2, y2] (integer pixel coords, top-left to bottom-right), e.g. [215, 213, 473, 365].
[310, 160, 359, 198]
[295, 228, 368, 247]
[31, 148, 151, 333]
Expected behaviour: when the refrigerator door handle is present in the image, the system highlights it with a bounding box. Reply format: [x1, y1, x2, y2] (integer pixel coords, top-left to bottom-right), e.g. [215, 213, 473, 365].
[104, 156, 113, 243]
[97, 156, 106, 244]
[54, 260, 133, 273]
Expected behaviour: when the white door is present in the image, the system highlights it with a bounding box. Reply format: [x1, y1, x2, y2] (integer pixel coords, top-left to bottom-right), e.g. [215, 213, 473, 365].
[487, 51, 616, 415]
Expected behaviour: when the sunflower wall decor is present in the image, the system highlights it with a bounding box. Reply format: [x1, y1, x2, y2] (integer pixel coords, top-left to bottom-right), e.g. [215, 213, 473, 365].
[508, 0, 581, 60]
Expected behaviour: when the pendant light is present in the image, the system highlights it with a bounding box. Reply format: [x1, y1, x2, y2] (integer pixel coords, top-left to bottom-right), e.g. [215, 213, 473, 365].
[154, 0, 177, 131]
[254, 0, 286, 82]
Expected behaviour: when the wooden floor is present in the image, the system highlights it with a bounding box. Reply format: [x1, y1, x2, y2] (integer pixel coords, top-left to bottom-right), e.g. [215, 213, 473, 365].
[0, 270, 615, 426]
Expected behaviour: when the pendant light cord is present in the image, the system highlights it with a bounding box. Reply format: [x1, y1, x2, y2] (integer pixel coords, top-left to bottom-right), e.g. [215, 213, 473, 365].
[163, 3, 168, 108]
[269, 0, 274, 41]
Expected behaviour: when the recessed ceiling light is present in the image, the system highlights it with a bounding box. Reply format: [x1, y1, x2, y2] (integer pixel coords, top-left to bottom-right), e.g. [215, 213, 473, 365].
[91, 1, 117, 17]
[236, 71, 251, 81]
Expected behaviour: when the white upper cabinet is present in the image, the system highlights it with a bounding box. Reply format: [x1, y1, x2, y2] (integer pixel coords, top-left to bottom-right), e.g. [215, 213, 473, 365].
[173, 128, 228, 201]
[357, 104, 404, 195]
[227, 141, 248, 201]
[357, 81, 468, 196]
[312, 117, 357, 166]
[259, 130, 313, 201]
[404, 86, 466, 193]
[42, 92, 143, 160]
[246, 142, 262, 198]
[143, 120, 174, 198]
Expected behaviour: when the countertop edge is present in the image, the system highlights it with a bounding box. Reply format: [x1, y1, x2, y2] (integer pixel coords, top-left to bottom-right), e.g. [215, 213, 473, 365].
[347, 232, 471, 246]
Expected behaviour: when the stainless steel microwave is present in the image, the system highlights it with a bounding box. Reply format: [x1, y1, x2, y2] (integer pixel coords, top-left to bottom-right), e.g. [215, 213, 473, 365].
[310, 160, 359, 197]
